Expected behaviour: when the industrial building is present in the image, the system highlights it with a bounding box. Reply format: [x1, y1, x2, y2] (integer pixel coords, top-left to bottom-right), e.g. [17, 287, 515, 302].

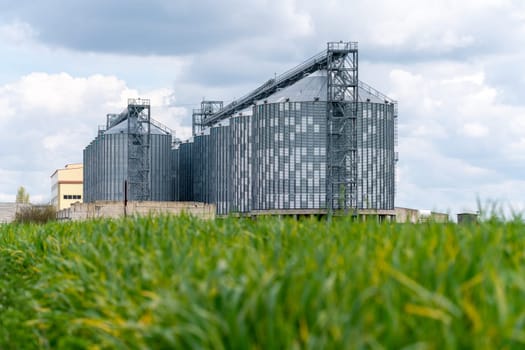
[83, 42, 398, 218]
[50, 163, 84, 210]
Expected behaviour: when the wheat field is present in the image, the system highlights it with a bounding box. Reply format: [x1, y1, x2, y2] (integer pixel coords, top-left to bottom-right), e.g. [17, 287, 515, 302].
[1, 215, 525, 349]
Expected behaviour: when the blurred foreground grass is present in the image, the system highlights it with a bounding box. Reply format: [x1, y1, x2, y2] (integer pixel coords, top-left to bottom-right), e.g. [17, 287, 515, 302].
[1, 215, 525, 349]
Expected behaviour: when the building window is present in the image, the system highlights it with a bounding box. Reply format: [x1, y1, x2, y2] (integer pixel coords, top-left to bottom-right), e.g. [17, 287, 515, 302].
[63, 195, 82, 200]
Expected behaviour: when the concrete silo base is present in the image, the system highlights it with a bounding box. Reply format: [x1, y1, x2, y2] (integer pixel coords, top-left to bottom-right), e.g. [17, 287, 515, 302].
[224, 208, 396, 221]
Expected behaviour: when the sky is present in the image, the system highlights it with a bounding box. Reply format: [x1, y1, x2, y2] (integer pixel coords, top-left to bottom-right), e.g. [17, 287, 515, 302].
[0, 0, 524, 216]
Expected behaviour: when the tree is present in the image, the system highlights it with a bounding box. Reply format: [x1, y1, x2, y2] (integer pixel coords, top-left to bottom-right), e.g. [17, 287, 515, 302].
[16, 186, 30, 204]
[15, 205, 56, 224]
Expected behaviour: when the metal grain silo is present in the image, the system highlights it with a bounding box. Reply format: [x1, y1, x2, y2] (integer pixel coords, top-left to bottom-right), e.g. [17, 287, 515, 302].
[251, 70, 396, 212]
[230, 112, 252, 213]
[210, 122, 231, 215]
[171, 145, 180, 200]
[252, 72, 328, 212]
[149, 127, 173, 201]
[176, 141, 193, 201]
[83, 99, 174, 202]
[178, 119, 237, 215]
[192, 132, 213, 203]
[99, 123, 128, 200]
[357, 82, 397, 210]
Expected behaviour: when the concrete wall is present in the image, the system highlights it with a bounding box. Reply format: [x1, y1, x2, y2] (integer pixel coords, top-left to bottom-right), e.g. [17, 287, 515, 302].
[57, 201, 215, 221]
[395, 207, 420, 223]
[0, 203, 32, 223]
[395, 207, 449, 223]
[430, 212, 449, 223]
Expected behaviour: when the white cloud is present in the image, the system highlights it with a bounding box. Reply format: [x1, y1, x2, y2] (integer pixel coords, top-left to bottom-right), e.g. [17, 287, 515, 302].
[461, 123, 489, 138]
[0, 20, 36, 45]
[0, 96, 15, 122]
[388, 59, 525, 213]
[507, 138, 525, 161]
[144, 88, 192, 140]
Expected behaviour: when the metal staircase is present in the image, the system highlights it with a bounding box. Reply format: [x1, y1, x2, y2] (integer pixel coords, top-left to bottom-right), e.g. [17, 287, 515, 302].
[126, 99, 151, 201]
[325, 42, 358, 215]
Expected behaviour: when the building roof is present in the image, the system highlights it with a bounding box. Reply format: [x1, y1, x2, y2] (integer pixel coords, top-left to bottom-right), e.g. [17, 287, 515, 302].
[50, 163, 83, 178]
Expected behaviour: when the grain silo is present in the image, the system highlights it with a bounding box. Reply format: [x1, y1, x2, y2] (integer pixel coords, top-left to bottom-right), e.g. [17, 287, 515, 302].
[210, 122, 231, 215]
[83, 99, 174, 202]
[230, 112, 252, 213]
[250, 71, 396, 212]
[251, 72, 328, 212]
[172, 140, 193, 201]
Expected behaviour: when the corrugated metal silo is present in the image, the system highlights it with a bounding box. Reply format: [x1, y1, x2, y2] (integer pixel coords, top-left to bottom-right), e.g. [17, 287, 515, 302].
[100, 123, 128, 200]
[150, 131, 173, 201]
[177, 141, 193, 201]
[83, 100, 174, 202]
[211, 123, 231, 215]
[357, 83, 397, 210]
[252, 72, 328, 211]
[171, 146, 180, 200]
[230, 113, 252, 213]
[251, 70, 395, 212]
[192, 132, 213, 203]
[252, 101, 328, 211]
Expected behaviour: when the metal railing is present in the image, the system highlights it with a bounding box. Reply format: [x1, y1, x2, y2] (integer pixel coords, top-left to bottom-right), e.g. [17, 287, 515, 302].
[359, 80, 396, 103]
[128, 98, 150, 106]
[327, 41, 358, 51]
[150, 117, 175, 136]
[106, 99, 152, 129]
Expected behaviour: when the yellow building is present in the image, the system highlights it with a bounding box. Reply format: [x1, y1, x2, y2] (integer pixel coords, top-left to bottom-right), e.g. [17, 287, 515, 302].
[50, 163, 83, 210]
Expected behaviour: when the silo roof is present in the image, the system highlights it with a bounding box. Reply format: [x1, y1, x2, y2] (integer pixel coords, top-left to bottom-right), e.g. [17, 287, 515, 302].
[258, 70, 327, 104]
[255, 70, 391, 104]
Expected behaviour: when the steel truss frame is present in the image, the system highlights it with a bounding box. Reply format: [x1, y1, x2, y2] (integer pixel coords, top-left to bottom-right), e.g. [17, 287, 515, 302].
[193, 101, 224, 135]
[126, 98, 151, 201]
[326, 42, 358, 215]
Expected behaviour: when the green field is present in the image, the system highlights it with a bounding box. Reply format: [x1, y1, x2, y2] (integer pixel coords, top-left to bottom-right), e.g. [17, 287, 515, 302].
[1, 215, 525, 349]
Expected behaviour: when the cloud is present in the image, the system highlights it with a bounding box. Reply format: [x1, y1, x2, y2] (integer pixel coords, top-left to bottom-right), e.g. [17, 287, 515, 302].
[0, 73, 188, 203]
[387, 59, 525, 213]
[462, 123, 489, 138]
[1, 0, 519, 64]
[0, 20, 36, 45]
[0, 0, 312, 56]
